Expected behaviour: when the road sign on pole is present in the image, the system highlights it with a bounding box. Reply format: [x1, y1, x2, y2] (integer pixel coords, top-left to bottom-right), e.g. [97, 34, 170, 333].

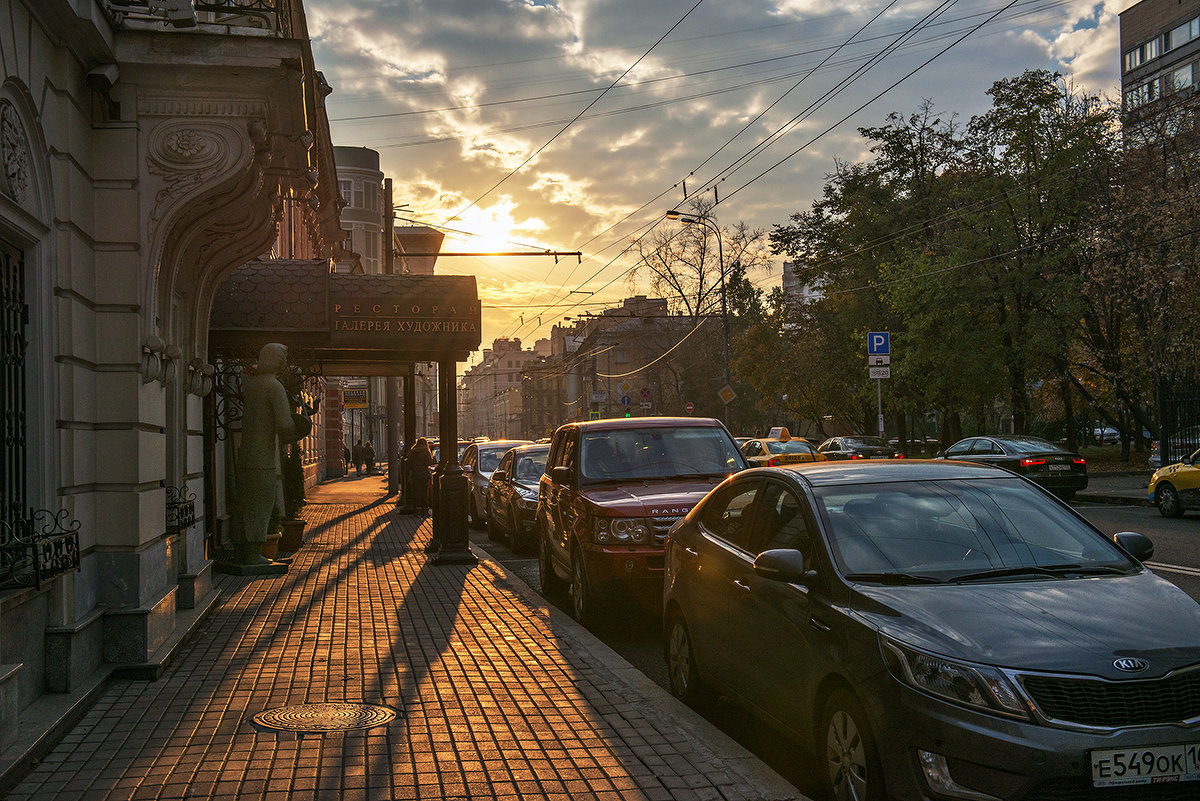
[685, 401, 694, 414]
[620, 395, 632, 406]
[869, 366, 891, 379]
[867, 354, 890, 366]
[867, 331, 890, 355]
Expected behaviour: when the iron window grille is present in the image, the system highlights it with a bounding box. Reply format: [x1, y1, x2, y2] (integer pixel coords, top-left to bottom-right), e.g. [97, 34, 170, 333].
[1, 508, 81, 591]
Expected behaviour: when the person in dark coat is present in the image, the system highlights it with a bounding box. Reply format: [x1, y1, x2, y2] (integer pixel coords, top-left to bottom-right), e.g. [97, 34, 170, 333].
[364, 441, 376, 475]
[406, 438, 435, 515]
[353, 440, 364, 477]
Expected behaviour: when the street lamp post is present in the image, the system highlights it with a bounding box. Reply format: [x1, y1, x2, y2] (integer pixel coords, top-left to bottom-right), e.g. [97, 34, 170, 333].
[666, 209, 730, 425]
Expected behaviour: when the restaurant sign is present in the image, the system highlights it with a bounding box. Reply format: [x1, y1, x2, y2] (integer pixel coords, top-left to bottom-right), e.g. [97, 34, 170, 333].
[329, 275, 482, 361]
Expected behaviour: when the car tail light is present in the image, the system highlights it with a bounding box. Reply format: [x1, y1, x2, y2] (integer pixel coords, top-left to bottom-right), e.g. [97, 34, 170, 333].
[767, 458, 780, 467]
[850, 453, 861, 460]
[1072, 457, 1086, 465]
[1020, 457, 1046, 467]
[893, 453, 905, 459]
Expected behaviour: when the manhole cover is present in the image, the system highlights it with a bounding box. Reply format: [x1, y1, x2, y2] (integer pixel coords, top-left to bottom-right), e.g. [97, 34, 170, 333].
[252, 702, 398, 732]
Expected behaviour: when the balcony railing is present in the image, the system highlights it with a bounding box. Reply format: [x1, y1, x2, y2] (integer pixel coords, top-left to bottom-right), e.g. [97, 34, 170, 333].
[106, 0, 292, 37]
[0, 508, 81, 591]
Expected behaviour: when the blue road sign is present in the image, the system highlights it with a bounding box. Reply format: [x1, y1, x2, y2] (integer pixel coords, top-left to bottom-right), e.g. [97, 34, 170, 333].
[868, 331, 890, 355]
[620, 395, 632, 406]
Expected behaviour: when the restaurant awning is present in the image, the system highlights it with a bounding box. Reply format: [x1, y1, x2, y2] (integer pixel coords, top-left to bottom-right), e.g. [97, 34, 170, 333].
[208, 259, 481, 374]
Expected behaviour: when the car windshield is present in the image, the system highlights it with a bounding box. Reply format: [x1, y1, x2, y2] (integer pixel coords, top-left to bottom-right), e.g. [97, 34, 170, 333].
[767, 440, 814, 455]
[513, 450, 548, 481]
[815, 477, 1137, 583]
[1000, 437, 1058, 454]
[580, 427, 742, 483]
[845, 437, 887, 448]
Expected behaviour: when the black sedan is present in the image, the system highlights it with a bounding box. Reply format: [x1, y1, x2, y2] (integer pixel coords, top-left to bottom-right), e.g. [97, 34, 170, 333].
[816, 435, 898, 460]
[664, 460, 1197, 801]
[484, 443, 549, 553]
[938, 435, 1087, 499]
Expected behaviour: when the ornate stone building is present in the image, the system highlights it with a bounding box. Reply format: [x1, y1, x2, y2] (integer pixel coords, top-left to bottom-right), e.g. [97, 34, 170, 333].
[0, 0, 344, 769]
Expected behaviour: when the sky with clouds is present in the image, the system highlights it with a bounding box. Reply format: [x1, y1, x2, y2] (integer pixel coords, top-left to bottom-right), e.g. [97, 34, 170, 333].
[306, 0, 1127, 362]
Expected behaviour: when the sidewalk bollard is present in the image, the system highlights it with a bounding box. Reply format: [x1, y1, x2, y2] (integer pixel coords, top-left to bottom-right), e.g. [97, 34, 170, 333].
[433, 465, 476, 565]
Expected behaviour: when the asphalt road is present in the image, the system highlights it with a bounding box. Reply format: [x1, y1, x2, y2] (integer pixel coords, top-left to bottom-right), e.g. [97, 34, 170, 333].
[469, 502, 1200, 799]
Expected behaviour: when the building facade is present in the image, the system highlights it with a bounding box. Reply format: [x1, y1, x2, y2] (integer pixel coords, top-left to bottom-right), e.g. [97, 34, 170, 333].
[0, 0, 342, 768]
[1120, 0, 1200, 115]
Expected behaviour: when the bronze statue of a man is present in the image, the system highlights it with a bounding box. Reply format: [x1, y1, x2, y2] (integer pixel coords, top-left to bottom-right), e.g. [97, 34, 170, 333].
[235, 343, 299, 565]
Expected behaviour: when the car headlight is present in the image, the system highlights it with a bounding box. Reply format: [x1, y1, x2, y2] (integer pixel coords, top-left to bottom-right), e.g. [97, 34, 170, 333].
[594, 517, 651, 544]
[881, 636, 1031, 720]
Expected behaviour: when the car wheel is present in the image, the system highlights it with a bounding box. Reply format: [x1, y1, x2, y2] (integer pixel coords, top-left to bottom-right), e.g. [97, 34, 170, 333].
[1157, 483, 1185, 518]
[665, 611, 708, 705]
[538, 523, 567, 596]
[570, 545, 596, 628]
[821, 688, 885, 801]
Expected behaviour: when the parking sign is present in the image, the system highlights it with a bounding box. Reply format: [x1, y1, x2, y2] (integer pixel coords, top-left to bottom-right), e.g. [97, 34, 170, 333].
[868, 332, 890, 355]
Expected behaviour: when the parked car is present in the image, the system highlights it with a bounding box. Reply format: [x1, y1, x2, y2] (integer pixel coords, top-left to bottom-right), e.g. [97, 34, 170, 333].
[537, 417, 747, 626]
[664, 459, 1198, 801]
[461, 439, 532, 529]
[740, 430, 826, 468]
[1149, 425, 1200, 469]
[484, 443, 550, 552]
[937, 434, 1087, 500]
[817, 436, 898, 460]
[1148, 447, 1200, 517]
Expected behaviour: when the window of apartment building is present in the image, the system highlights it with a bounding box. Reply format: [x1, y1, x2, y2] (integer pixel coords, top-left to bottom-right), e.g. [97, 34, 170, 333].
[1173, 63, 1195, 92]
[1169, 18, 1200, 51]
[339, 180, 353, 206]
[365, 182, 378, 213]
[353, 180, 364, 210]
[1125, 78, 1160, 109]
[1125, 37, 1162, 72]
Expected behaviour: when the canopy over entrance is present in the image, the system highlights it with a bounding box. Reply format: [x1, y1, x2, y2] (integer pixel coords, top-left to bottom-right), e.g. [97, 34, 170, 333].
[208, 259, 481, 372]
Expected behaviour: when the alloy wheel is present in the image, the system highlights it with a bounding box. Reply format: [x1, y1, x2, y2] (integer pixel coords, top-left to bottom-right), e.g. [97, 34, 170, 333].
[666, 616, 702, 702]
[1158, 484, 1184, 518]
[826, 709, 867, 801]
[570, 548, 592, 626]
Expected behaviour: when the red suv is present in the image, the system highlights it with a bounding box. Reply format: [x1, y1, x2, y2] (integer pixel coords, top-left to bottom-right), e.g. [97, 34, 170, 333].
[537, 417, 747, 626]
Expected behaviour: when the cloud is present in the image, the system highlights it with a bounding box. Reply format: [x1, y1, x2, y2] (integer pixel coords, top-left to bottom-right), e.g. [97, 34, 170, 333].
[310, 0, 1128, 355]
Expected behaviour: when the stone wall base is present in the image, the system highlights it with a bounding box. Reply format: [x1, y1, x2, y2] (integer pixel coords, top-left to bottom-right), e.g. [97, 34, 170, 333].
[102, 586, 178, 664]
[44, 608, 106, 693]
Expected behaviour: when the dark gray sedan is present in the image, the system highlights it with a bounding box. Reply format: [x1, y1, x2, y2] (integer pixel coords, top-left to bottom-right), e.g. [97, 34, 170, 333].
[938, 434, 1087, 500]
[817, 436, 898, 460]
[663, 460, 1200, 801]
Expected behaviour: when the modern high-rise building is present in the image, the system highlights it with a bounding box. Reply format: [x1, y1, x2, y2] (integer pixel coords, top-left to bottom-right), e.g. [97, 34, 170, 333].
[1120, 0, 1200, 116]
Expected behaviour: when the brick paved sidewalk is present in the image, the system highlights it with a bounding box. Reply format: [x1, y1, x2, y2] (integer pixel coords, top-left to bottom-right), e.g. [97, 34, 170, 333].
[1, 484, 801, 801]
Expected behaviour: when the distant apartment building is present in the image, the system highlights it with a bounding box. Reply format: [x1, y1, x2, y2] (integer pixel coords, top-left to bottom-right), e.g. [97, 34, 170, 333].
[459, 338, 541, 438]
[782, 261, 822, 306]
[1120, 0, 1200, 118]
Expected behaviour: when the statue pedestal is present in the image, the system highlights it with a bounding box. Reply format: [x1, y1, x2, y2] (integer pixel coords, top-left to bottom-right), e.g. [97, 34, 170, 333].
[213, 548, 288, 576]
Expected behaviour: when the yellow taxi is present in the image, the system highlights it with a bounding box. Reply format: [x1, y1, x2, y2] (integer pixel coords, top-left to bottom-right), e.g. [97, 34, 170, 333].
[1148, 447, 1200, 517]
[739, 427, 827, 468]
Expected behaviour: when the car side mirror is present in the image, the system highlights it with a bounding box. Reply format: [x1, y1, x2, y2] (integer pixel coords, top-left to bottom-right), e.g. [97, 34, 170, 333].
[1113, 531, 1154, 562]
[753, 548, 815, 584]
[492, 469, 507, 482]
[935, 450, 945, 458]
[550, 465, 574, 486]
[461, 464, 473, 474]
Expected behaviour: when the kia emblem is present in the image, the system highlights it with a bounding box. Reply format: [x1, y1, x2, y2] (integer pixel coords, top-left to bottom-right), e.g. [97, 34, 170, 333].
[1113, 657, 1149, 673]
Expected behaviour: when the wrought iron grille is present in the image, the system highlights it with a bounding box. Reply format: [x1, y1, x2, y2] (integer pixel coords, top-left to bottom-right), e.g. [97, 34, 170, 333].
[165, 484, 197, 535]
[1, 508, 81, 591]
[2, 240, 26, 528]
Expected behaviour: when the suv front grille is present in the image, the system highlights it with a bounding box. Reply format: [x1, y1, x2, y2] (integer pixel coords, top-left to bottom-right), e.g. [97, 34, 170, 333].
[1021, 667, 1200, 728]
[650, 516, 681, 546]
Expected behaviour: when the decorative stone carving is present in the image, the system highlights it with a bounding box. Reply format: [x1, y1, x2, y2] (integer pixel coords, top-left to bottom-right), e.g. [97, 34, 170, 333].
[147, 122, 239, 224]
[0, 100, 31, 205]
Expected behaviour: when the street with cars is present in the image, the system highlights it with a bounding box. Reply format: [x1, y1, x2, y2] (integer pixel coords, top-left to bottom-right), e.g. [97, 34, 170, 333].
[469, 421, 1200, 801]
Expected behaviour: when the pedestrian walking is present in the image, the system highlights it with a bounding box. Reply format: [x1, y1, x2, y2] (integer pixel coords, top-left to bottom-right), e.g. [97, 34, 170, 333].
[406, 437, 435, 515]
[364, 441, 376, 475]
[353, 439, 364, 477]
[343, 444, 351, 474]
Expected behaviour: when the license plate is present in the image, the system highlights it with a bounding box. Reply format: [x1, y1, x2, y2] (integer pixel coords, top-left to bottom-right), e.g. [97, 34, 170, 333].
[1091, 743, 1200, 787]
[1049, 464, 1071, 471]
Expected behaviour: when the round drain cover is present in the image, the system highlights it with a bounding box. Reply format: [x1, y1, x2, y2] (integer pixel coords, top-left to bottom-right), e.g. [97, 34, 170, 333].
[252, 702, 398, 732]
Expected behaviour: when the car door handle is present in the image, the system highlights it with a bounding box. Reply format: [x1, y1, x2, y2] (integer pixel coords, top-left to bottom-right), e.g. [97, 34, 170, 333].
[683, 546, 699, 558]
[810, 617, 832, 632]
[733, 579, 751, 592]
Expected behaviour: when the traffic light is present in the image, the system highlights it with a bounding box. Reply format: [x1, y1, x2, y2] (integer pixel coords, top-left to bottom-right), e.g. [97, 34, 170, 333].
[624, 411, 631, 418]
